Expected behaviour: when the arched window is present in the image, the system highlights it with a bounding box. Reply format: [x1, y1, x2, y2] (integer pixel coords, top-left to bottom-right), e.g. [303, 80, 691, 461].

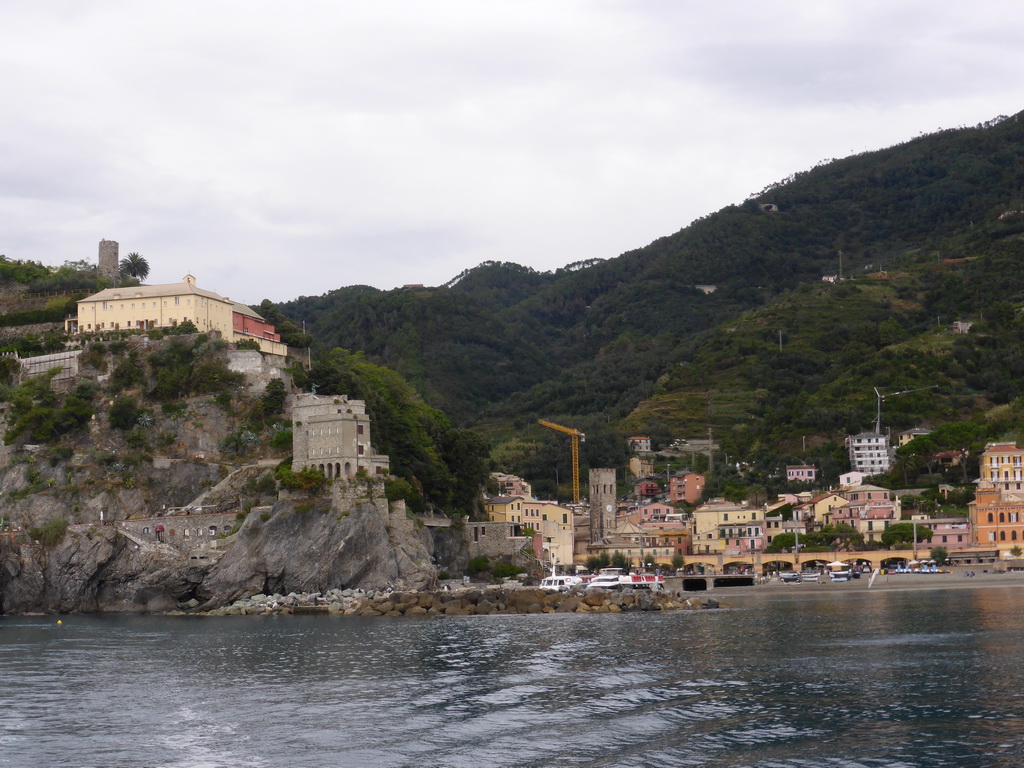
[1013, 531, 1019, 541]
[1000, 513, 1006, 523]
[989, 513, 995, 523]
[1000, 531, 1006, 541]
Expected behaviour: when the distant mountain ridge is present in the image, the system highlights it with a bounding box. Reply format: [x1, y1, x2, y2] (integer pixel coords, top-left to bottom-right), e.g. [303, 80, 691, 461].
[276, 110, 1024, 454]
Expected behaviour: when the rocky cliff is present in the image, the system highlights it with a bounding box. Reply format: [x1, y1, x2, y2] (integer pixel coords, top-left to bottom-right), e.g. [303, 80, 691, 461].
[0, 481, 464, 614]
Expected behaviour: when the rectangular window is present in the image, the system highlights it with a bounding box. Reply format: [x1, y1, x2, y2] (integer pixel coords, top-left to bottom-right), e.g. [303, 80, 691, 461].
[174, 297, 180, 305]
[357, 425, 364, 435]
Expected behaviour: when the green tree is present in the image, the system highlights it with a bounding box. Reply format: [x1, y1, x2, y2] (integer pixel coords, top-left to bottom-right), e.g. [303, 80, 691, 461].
[169, 319, 199, 335]
[880, 521, 932, 548]
[119, 252, 150, 281]
[765, 532, 796, 553]
[930, 546, 949, 565]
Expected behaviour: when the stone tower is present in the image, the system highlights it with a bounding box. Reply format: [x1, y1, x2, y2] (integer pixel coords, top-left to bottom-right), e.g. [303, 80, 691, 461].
[588, 467, 617, 544]
[98, 240, 119, 281]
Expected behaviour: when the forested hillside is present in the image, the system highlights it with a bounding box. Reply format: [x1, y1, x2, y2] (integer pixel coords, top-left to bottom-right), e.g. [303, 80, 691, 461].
[273, 110, 1024, 496]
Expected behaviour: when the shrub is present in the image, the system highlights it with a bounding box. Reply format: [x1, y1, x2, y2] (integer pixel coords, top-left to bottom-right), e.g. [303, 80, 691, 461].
[269, 428, 292, 450]
[236, 339, 261, 351]
[274, 462, 326, 492]
[466, 556, 490, 575]
[29, 517, 69, 546]
[492, 562, 524, 579]
[169, 319, 199, 335]
[109, 396, 140, 430]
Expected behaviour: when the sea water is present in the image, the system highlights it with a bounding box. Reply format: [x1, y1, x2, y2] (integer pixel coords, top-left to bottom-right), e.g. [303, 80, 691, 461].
[2, 585, 1023, 768]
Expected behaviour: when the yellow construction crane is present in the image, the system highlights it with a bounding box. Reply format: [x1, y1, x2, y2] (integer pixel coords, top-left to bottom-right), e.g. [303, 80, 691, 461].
[538, 419, 586, 503]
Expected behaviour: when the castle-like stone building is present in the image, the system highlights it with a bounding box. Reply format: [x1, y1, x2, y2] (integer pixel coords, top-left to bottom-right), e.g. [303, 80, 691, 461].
[291, 393, 390, 479]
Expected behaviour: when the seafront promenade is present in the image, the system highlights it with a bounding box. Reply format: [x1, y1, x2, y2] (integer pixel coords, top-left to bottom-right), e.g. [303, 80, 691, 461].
[719, 565, 1024, 600]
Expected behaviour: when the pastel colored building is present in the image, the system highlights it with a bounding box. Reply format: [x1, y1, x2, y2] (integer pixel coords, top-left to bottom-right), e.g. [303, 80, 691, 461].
[66, 274, 287, 355]
[668, 471, 705, 505]
[484, 496, 525, 524]
[830, 485, 898, 543]
[691, 499, 761, 555]
[490, 472, 533, 499]
[786, 465, 817, 483]
[839, 471, 868, 488]
[979, 442, 1024, 492]
[969, 487, 1024, 547]
[793, 492, 848, 527]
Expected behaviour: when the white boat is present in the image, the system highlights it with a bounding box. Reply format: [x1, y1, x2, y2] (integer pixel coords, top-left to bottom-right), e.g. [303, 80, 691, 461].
[800, 571, 820, 582]
[539, 575, 583, 592]
[584, 568, 665, 590]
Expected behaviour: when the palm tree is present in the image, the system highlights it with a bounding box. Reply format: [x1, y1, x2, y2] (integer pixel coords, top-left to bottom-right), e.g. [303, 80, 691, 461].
[119, 252, 150, 282]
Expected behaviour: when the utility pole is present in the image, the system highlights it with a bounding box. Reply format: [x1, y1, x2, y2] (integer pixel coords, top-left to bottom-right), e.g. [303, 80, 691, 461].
[707, 427, 714, 478]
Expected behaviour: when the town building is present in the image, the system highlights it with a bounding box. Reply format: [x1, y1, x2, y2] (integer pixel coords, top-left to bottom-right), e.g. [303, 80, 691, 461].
[830, 484, 898, 543]
[786, 465, 817, 483]
[490, 472, 533, 499]
[846, 432, 893, 475]
[897, 427, 931, 447]
[668, 471, 705, 505]
[793, 492, 848, 527]
[627, 436, 652, 453]
[839, 470, 868, 488]
[970, 487, 1024, 547]
[691, 499, 761, 555]
[925, 517, 971, 548]
[969, 442, 1024, 548]
[633, 480, 661, 498]
[628, 456, 655, 478]
[586, 519, 675, 567]
[625, 501, 675, 524]
[484, 496, 525, 524]
[979, 442, 1024, 491]
[529, 500, 576, 570]
[66, 272, 287, 355]
[291, 393, 390, 479]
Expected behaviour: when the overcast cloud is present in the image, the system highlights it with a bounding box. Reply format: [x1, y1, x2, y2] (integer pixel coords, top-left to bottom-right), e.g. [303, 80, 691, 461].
[1, 1, 1023, 304]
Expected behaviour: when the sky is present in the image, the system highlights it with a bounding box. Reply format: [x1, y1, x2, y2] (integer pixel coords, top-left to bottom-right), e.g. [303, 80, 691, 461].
[2, 2, 1024, 305]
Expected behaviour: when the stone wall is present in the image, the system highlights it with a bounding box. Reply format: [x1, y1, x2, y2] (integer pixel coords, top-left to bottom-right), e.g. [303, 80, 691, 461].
[468, 521, 530, 559]
[226, 349, 290, 393]
[121, 511, 242, 553]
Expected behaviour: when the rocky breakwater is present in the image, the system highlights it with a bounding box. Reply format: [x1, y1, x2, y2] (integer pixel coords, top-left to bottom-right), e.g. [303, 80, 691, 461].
[201, 586, 726, 616]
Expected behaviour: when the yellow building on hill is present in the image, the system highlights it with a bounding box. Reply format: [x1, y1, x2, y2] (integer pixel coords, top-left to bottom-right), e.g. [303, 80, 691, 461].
[65, 274, 287, 355]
